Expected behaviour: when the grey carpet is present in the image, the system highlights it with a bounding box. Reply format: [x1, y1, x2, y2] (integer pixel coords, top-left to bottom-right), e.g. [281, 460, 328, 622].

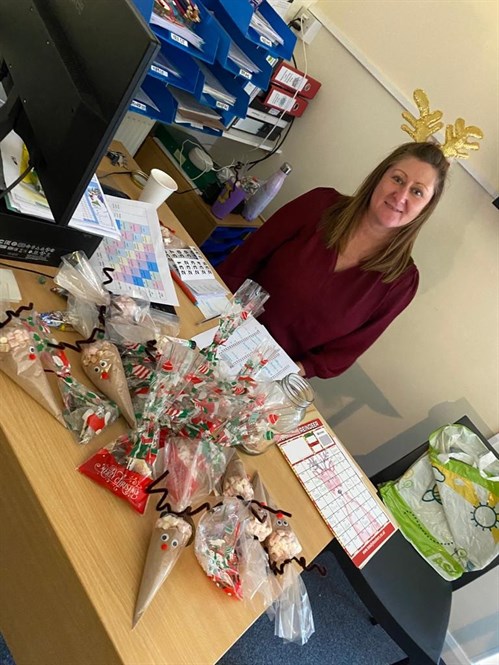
[0, 551, 406, 665]
[0, 634, 14, 665]
[217, 549, 407, 665]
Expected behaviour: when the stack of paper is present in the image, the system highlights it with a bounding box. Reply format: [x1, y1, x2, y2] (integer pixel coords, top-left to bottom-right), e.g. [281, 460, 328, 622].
[165, 246, 230, 318]
[170, 89, 225, 131]
[150, 1, 204, 51]
[198, 63, 236, 106]
[0, 131, 121, 240]
[227, 42, 261, 75]
[250, 10, 284, 46]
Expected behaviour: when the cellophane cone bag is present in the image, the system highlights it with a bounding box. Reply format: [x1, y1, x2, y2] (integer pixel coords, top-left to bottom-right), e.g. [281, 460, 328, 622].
[264, 489, 302, 570]
[221, 450, 254, 500]
[246, 472, 272, 542]
[0, 317, 65, 425]
[54, 251, 110, 337]
[81, 339, 136, 428]
[201, 279, 269, 366]
[133, 513, 192, 627]
[105, 294, 157, 346]
[194, 497, 246, 599]
[271, 565, 315, 645]
[162, 436, 231, 512]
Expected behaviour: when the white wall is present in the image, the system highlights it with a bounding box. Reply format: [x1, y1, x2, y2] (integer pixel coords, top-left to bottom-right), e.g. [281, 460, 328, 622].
[212, 0, 499, 473]
[211, 6, 499, 661]
[314, 0, 498, 197]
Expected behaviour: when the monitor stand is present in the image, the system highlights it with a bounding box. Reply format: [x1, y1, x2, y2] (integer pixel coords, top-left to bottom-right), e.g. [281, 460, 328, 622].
[0, 203, 102, 266]
[0, 69, 102, 266]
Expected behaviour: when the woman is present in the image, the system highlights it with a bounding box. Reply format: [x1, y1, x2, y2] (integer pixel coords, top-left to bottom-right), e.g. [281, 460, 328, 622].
[218, 142, 449, 379]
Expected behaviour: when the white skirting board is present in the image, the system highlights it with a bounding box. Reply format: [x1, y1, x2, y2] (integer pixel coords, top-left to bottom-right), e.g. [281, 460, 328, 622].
[442, 631, 472, 665]
[112, 111, 155, 156]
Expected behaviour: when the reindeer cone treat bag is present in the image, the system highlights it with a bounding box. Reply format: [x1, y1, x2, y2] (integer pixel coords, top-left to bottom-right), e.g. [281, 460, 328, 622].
[39, 335, 120, 445]
[0, 305, 65, 425]
[133, 513, 192, 627]
[264, 491, 302, 573]
[81, 339, 136, 428]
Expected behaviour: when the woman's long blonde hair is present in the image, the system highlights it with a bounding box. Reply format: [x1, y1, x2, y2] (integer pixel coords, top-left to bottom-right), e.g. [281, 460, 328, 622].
[322, 142, 450, 282]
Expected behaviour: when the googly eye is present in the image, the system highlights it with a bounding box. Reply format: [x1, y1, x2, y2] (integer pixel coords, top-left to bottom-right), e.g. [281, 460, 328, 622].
[93, 366, 100, 373]
[99, 360, 107, 368]
[160, 533, 169, 542]
[171, 539, 179, 548]
[282, 520, 288, 527]
[29, 346, 35, 354]
[276, 519, 283, 526]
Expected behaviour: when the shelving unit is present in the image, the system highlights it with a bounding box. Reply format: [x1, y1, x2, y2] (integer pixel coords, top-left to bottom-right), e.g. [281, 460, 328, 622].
[130, 0, 296, 144]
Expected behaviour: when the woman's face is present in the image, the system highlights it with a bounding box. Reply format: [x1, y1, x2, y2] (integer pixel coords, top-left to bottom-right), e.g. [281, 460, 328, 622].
[368, 157, 438, 230]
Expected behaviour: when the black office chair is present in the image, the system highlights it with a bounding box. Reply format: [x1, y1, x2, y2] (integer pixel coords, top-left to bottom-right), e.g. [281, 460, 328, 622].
[323, 415, 499, 665]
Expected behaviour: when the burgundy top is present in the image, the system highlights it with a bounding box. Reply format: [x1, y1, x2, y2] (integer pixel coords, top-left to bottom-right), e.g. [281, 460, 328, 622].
[218, 187, 419, 379]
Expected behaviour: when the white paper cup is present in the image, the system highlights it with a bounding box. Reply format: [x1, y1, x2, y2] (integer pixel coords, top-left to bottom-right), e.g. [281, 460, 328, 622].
[139, 169, 178, 208]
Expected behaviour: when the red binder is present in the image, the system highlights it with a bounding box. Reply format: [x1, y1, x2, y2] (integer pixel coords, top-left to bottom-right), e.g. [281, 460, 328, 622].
[262, 84, 308, 117]
[270, 61, 322, 100]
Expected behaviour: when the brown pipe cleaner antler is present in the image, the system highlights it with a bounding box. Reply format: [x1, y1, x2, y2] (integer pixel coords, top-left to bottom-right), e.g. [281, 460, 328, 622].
[0, 303, 34, 329]
[46, 326, 105, 353]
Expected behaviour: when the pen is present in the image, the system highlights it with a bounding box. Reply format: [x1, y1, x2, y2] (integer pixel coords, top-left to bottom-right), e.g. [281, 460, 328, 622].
[170, 270, 197, 305]
[196, 313, 221, 326]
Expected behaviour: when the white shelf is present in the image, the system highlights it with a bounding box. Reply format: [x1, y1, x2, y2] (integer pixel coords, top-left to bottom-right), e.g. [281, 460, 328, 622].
[221, 127, 282, 153]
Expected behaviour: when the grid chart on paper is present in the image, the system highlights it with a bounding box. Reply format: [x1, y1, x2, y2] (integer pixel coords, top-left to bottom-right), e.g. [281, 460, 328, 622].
[94, 212, 165, 301]
[278, 422, 395, 567]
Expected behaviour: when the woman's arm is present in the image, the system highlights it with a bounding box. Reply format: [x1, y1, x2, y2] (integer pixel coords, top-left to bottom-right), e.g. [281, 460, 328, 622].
[299, 268, 420, 379]
[218, 188, 333, 292]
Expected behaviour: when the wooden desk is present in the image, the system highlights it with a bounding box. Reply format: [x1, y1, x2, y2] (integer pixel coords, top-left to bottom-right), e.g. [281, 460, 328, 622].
[1, 144, 338, 665]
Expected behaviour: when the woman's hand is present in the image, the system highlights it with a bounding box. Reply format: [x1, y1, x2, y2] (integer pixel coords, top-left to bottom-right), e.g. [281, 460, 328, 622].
[295, 361, 306, 377]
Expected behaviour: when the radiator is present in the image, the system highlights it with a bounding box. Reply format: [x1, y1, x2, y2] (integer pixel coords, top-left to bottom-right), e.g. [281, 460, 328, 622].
[112, 112, 155, 156]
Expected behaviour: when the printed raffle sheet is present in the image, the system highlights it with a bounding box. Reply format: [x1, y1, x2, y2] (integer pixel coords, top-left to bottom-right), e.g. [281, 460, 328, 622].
[278, 419, 397, 567]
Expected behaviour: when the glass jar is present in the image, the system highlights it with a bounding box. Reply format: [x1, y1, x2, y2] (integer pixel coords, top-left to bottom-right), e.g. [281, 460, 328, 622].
[240, 373, 314, 455]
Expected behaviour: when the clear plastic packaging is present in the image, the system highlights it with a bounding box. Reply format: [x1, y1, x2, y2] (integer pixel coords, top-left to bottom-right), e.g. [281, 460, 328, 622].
[194, 498, 245, 599]
[105, 295, 157, 345]
[54, 251, 110, 306]
[270, 565, 315, 645]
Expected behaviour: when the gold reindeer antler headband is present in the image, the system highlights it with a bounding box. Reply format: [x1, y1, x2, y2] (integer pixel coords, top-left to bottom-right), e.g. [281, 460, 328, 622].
[401, 89, 484, 159]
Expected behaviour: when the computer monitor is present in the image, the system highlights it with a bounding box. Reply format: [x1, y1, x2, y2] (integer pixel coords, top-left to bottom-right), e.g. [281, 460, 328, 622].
[0, 0, 159, 265]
